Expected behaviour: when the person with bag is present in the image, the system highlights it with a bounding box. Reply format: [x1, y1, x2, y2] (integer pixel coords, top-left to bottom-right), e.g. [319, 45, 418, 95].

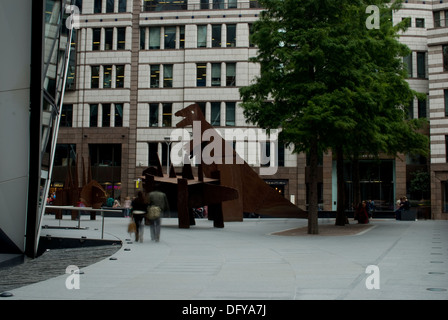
[131, 191, 148, 242]
[147, 188, 169, 242]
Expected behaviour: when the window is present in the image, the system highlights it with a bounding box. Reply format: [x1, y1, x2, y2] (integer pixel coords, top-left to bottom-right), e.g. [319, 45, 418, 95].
[94, 0, 102, 13]
[106, 0, 114, 13]
[117, 27, 126, 50]
[445, 10, 448, 27]
[249, 24, 255, 47]
[212, 25, 221, 47]
[227, 24, 236, 47]
[445, 90, 448, 117]
[228, 0, 237, 9]
[446, 136, 448, 163]
[418, 98, 427, 118]
[434, 11, 441, 28]
[103, 65, 112, 88]
[417, 52, 426, 78]
[226, 63, 236, 86]
[118, 0, 126, 12]
[92, 28, 101, 50]
[116, 65, 124, 88]
[403, 53, 412, 78]
[61, 104, 73, 127]
[162, 103, 172, 127]
[443, 45, 448, 72]
[149, 103, 159, 126]
[402, 17, 411, 28]
[90, 104, 98, 127]
[164, 26, 176, 49]
[105, 28, 113, 50]
[150, 65, 160, 88]
[114, 104, 123, 127]
[212, 63, 221, 86]
[179, 26, 185, 49]
[213, 0, 224, 9]
[102, 104, 111, 127]
[211, 102, 221, 126]
[140, 28, 146, 50]
[91, 66, 100, 88]
[163, 64, 173, 88]
[54, 144, 76, 166]
[148, 142, 159, 166]
[225, 102, 235, 126]
[149, 27, 161, 49]
[197, 25, 207, 48]
[416, 18, 425, 28]
[200, 0, 209, 9]
[197, 63, 207, 87]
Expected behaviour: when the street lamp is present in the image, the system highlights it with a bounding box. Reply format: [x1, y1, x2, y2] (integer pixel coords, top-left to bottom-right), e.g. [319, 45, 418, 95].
[164, 136, 171, 175]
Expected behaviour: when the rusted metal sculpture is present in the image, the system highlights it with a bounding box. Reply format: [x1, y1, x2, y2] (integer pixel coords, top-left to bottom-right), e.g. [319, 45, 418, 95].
[143, 103, 304, 228]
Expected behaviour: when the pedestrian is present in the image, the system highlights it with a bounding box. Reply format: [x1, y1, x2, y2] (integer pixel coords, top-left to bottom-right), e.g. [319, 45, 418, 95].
[147, 188, 169, 242]
[355, 201, 369, 224]
[395, 197, 405, 220]
[131, 191, 148, 242]
[123, 196, 132, 217]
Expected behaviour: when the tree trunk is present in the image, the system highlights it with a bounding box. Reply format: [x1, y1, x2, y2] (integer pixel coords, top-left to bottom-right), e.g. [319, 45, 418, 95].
[335, 146, 346, 226]
[308, 138, 319, 234]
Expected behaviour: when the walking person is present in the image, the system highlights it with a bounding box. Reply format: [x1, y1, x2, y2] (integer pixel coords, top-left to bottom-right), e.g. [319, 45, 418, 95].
[123, 196, 132, 217]
[147, 188, 169, 242]
[355, 201, 369, 224]
[131, 191, 148, 242]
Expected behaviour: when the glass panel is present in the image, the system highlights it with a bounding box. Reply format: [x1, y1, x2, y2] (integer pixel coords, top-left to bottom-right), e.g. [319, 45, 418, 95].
[149, 27, 161, 49]
[443, 45, 448, 72]
[114, 104, 123, 127]
[94, 0, 102, 13]
[445, 90, 448, 117]
[102, 104, 111, 127]
[212, 63, 221, 86]
[92, 28, 101, 50]
[162, 103, 172, 127]
[105, 28, 113, 50]
[212, 25, 221, 47]
[117, 27, 126, 50]
[150, 65, 160, 88]
[225, 102, 235, 126]
[197, 25, 207, 48]
[149, 103, 159, 126]
[106, 0, 114, 13]
[228, 0, 237, 8]
[226, 24, 236, 47]
[213, 0, 224, 9]
[140, 28, 146, 50]
[103, 65, 112, 88]
[417, 52, 426, 78]
[61, 104, 73, 127]
[211, 102, 221, 126]
[197, 63, 207, 87]
[90, 104, 98, 127]
[116, 65, 125, 88]
[118, 0, 127, 12]
[200, 0, 209, 9]
[148, 142, 159, 166]
[163, 64, 173, 87]
[179, 26, 185, 49]
[226, 63, 236, 86]
[164, 26, 176, 49]
[418, 98, 427, 118]
[91, 66, 100, 88]
[403, 53, 412, 78]
[434, 11, 441, 27]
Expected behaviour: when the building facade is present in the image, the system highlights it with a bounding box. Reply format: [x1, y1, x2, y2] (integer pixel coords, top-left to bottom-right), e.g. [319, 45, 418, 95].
[55, 0, 448, 219]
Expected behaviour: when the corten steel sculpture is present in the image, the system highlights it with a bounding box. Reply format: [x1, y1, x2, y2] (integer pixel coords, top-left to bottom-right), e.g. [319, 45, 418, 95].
[149, 103, 303, 224]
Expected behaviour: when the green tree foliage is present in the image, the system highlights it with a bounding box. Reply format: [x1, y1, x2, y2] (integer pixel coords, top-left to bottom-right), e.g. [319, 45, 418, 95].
[240, 0, 428, 233]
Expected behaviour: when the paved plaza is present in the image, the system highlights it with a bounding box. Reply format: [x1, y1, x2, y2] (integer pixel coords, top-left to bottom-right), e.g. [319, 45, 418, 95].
[1, 215, 447, 301]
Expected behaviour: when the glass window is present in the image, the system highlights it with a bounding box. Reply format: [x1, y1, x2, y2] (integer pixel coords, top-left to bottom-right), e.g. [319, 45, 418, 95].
[212, 25, 221, 47]
[105, 28, 113, 50]
[227, 24, 236, 47]
[403, 53, 412, 78]
[149, 103, 159, 126]
[226, 63, 236, 86]
[90, 104, 98, 127]
[434, 11, 441, 27]
[61, 104, 73, 127]
[445, 10, 448, 27]
[102, 104, 111, 127]
[417, 52, 426, 78]
[94, 0, 102, 13]
[443, 45, 448, 72]
[54, 144, 76, 167]
[140, 28, 146, 50]
[106, 0, 114, 13]
[162, 103, 172, 127]
[197, 25, 207, 48]
[150, 65, 160, 88]
[228, 0, 237, 9]
[164, 26, 176, 49]
[117, 27, 126, 50]
[103, 65, 112, 88]
[200, 0, 209, 9]
[416, 18, 425, 28]
[91, 66, 100, 88]
[118, 0, 127, 12]
[149, 27, 161, 49]
[148, 142, 159, 166]
[197, 63, 207, 87]
[114, 104, 123, 127]
[418, 98, 427, 118]
[445, 90, 448, 117]
[211, 102, 221, 126]
[92, 28, 101, 51]
[225, 102, 235, 126]
[212, 63, 221, 86]
[179, 26, 185, 49]
[116, 65, 125, 88]
[163, 64, 173, 87]
[213, 0, 224, 9]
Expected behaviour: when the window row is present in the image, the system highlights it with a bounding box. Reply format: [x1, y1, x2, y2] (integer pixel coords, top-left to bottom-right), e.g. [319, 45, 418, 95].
[434, 10, 448, 28]
[403, 51, 427, 79]
[91, 65, 125, 88]
[90, 103, 124, 127]
[93, 0, 127, 13]
[146, 101, 236, 127]
[142, 0, 261, 12]
[92, 27, 126, 51]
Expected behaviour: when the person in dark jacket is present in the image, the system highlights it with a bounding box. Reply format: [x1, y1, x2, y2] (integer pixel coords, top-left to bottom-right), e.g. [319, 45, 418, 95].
[131, 191, 148, 242]
[147, 189, 169, 242]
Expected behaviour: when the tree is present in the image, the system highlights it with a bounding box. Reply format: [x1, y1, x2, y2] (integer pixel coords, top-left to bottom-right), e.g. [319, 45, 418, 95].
[240, 0, 428, 233]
